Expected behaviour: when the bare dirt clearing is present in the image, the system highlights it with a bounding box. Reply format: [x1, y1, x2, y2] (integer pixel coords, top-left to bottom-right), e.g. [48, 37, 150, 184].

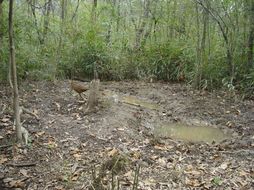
[0, 81, 253, 189]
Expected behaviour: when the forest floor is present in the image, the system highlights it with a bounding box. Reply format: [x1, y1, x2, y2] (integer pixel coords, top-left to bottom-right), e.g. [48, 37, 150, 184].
[0, 81, 253, 190]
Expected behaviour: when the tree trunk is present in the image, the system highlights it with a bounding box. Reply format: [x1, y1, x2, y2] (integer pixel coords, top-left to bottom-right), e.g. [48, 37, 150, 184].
[116, 0, 120, 32]
[199, 0, 209, 87]
[9, 0, 22, 143]
[0, 0, 3, 74]
[106, 0, 117, 45]
[194, 0, 234, 80]
[134, 0, 150, 50]
[61, 0, 67, 20]
[54, 0, 68, 79]
[91, 0, 97, 24]
[106, 21, 112, 44]
[42, 0, 52, 44]
[178, 3, 186, 36]
[28, 0, 43, 44]
[247, 0, 254, 69]
[194, 3, 201, 89]
[71, 0, 80, 22]
[0, 0, 3, 44]
[169, 0, 176, 39]
[141, 2, 157, 48]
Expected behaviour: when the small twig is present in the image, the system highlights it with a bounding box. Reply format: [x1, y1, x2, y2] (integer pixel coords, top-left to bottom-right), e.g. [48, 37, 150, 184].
[117, 178, 120, 190]
[7, 162, 36, 167]
[133, 165, 140, 190]
[111, 171, 115, 190]
[122, 101, 141, 107]
[112, 156, 121, 172]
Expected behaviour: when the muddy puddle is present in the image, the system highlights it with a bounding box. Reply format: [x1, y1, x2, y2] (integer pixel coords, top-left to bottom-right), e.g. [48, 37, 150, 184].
[154, 123, 230, 143]
[122, 96, 159, 110]
[103, 90, 230, 143]
[104, 90, 159, 110]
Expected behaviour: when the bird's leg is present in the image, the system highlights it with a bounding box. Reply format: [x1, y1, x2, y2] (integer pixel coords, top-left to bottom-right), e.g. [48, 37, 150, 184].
[79, 93, 83, 99]
[79, 93, 87, 101]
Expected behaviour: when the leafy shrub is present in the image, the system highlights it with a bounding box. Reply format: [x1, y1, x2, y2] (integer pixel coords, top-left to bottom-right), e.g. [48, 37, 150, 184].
[59, 29, 111, 80]
[125, 41, 190, 82]
[237, 69, 254, 99]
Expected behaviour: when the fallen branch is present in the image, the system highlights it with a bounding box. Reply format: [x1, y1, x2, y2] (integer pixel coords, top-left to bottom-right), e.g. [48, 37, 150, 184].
[122, 101, 141, 107]
[7, 162, 36, 167]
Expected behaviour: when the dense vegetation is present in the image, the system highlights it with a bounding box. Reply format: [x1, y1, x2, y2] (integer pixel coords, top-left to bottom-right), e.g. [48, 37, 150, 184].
[0, 0, 253, 97]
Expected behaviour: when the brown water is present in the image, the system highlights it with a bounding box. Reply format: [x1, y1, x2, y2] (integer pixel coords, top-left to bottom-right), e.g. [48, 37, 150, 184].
[122, 96, 159, 110]
[103, 91, 159, 110]
[154, 123, 230, 143]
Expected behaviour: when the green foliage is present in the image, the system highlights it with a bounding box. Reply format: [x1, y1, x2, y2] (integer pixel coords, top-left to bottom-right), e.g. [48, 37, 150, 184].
[0, 0, 253, 99]
[100, 53, 138, 80]
[140, 41, 187, 81]
[59, 29, 110, 79]
[194, 50, 228, 90]
[212, 176, 222, 186]
[238, 70, 254, 99]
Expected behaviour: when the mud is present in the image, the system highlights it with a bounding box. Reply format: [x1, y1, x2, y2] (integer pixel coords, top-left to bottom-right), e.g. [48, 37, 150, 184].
[0, 81, 253, 189]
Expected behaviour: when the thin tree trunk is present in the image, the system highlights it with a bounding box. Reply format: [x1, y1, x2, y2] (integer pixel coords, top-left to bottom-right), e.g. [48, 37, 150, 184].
[194, 3, 201, 89]
[0, 0, 4, 82]
[201, 9, 207, 55]
[61, 0, 67, 20]
[200, 0, 208, 84]
[194, 0, 234, 80]
[207, 0, 211, 55]
[91, 0, 97, 25]
[106, 0, 116, 45]
[27, 0, 43, 44]
[153, 20, 156, 43]
[42, 0, 52, 44]
[247, 0, 254, 69]
[141, 20, 153, 48]
[8, 54, 13, 89]
[142, 2, 157, 47]
[134, 0, 150, 50]
[5, 0, 13, 88]
[116, 0, 120, 32]
[0, 0, 3, 44]
[170, 0, 176, 39]
[106, 21, 112, 44]
[54, 0, 68, 79]
[9, 0, 22, 143]
[71, 0, 80, 22]
[178, 3, 186, 36]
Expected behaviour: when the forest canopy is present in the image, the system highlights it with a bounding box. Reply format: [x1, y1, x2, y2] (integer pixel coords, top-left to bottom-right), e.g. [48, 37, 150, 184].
[0, 0, 253, 97]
